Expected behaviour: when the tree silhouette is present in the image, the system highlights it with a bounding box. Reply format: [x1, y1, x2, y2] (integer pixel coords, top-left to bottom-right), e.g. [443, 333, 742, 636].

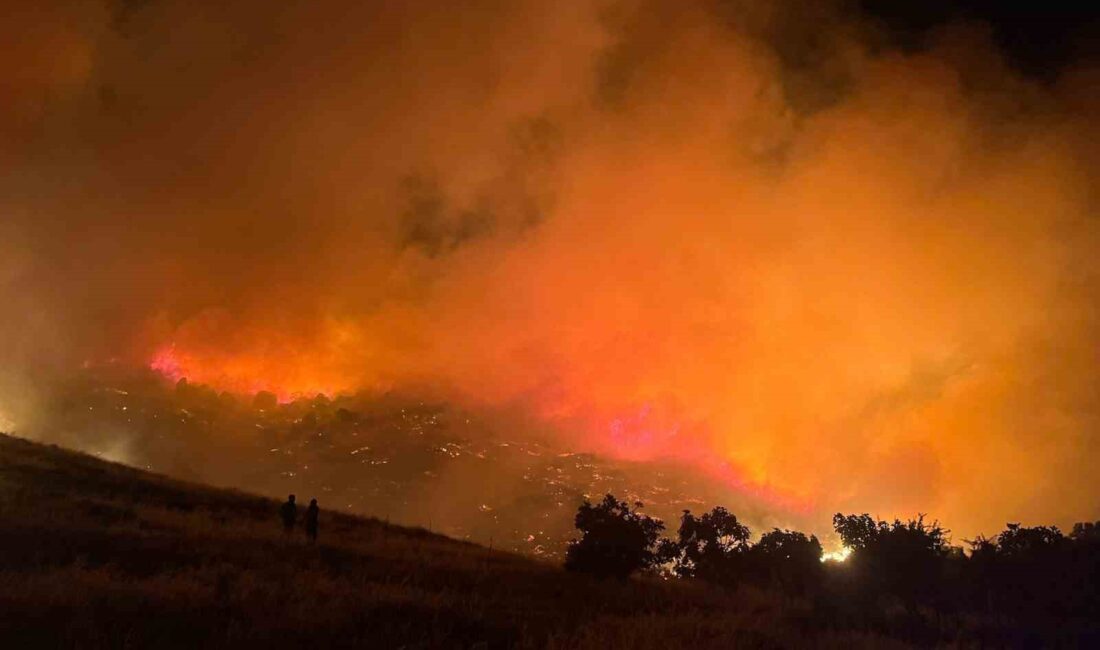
[832, 513, 885, 551]
[995, 523, 1064, 557]
[564, 494, 666, 580]
[749, 529, 823, 594]
[834, 513, 949, 608]
[674, 507, 751, 584]
[557, 502, 1100, 643]
[1071, 521, 1100, 543]
[977, 523, 1074, 622]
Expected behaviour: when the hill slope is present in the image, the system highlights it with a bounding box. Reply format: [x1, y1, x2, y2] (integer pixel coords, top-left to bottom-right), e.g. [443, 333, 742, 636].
[0, 433, 899, 649]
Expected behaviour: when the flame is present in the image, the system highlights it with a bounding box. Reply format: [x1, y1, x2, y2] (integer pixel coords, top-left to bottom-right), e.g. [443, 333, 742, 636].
[149, 345, 356, 403]
[599, 404, 813, 513]
[148, 339, 814, 515]
[821, 546, 852, 563]
[149, 347, 184, 383]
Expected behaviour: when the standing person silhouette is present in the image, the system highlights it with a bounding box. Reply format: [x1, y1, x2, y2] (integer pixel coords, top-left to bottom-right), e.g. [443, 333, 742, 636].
[305, 498, 320, 543]
[280, 494, 297, 536]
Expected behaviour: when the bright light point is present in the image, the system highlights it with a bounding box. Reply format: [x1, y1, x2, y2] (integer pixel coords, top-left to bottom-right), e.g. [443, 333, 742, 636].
[821, 547, 852, 563]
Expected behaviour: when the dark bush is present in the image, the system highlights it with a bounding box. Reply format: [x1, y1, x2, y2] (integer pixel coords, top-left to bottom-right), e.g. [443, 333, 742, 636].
[564, 494, 666, 580]
[748, 529, 823, 594]
[833, 513, 949, 608]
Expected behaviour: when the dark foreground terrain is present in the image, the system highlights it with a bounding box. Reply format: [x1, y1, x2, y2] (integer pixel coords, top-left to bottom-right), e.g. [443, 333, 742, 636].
[0, 433, 1047, 649]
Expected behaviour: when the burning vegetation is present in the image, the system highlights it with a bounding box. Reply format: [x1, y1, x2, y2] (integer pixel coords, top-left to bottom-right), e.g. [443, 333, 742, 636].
[0, 4, 1097, 644]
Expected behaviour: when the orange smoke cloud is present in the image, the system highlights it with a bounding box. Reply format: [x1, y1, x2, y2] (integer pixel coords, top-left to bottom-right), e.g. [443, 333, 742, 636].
[2, 0, 1097, 539]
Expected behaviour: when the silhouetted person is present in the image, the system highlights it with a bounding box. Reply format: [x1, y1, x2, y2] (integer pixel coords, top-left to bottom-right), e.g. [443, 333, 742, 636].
[280, 494, 297, 535]
[305, 498, 319, 543]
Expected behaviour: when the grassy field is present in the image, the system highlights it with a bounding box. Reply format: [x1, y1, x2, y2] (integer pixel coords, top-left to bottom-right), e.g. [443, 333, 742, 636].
[0, 433, 937, 649]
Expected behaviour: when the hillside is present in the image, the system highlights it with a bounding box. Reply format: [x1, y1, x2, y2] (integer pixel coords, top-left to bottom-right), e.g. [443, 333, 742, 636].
[0, 433, 907, 649]
[21, 370, 783, 560]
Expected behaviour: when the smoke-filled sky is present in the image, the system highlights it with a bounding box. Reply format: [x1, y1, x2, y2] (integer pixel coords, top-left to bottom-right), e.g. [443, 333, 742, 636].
[2, 0, 1098, 539]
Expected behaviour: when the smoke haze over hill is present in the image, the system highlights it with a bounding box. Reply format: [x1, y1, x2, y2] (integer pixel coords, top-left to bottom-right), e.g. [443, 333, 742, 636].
[1, 0, 1097, 542]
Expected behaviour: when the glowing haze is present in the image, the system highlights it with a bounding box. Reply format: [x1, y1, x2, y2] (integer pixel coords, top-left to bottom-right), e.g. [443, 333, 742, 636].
[1, 0, 1097, 539]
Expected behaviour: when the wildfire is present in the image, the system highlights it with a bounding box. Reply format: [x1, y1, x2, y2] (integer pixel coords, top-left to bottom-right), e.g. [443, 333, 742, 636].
[821, 547, 852, 563]
[149, 345, 355, 403]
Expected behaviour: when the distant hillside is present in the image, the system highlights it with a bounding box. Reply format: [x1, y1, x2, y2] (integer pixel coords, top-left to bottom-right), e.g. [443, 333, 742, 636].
[0, 433, 906, 649]
[19, 370, 786, 560]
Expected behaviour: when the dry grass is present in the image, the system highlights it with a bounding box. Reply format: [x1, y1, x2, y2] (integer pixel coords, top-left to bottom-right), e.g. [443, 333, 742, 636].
[0, 433, 917, 649]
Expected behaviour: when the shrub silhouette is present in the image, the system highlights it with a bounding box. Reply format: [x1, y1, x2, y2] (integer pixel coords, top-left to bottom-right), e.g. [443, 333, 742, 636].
[564, 494, 666, 579]
[748, 529, 823, 594]
[1071, 521, 1100, 543]
[833, 513, 949, 608]
[965, 522, 1096, 625]
[831, 513, 885, 552]
[1068, 521, 1100, 621]
[672, 507, 751, 584]
[562, 498, 1100, 643]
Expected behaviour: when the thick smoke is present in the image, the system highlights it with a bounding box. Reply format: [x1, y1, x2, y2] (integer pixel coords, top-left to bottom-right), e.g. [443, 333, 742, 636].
[1, 0, 1097, 540]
